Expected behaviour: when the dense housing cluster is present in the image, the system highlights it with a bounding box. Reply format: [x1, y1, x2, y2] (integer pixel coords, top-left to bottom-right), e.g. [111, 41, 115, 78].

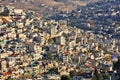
[0, 1, 120, 80]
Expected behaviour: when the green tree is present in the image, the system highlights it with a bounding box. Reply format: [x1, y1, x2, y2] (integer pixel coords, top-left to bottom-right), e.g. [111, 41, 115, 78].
[6, 76, 13, 80]
[102, 74, 110, 80]
[61, 75, 71, 80]
[94, 68, 99, 79]
[48, 67, 59, 74]
[54, 57, 59, 62]
[62, 33, 68, 38]
[43, 53, 54, 60]
[69, 70, 77, 78]
[93, 68, 103, 80]
[47, 53, 54, 60]
[48, 38, 55, 44]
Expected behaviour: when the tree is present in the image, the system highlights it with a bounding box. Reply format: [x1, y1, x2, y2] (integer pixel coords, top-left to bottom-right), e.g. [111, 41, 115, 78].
[3, 6, 9, 16]
[93, 68, 103, 80]
[43, 53, 54, 60]
[61, 75, 71, 80]
[48, 67, 59, 74]
[6, 76, 13, 80]
[94, 68, 99, 79]
[54, 57, 59, 62]
[98, 74, 103, 80]
[69, 70, 77, 78]
[48, 38, 55, 44]
[102, 74, 110, 80]
[62, 33, 68, 38]
[113, 56, 120, 71]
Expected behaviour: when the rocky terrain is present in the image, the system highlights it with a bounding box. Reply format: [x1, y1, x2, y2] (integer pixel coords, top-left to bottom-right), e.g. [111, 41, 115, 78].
[0, 0, 87, 11]
[0, 0, 87, 19]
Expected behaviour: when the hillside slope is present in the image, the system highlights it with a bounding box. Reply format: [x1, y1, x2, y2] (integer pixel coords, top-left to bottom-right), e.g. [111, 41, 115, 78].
[49, 0, 120, 39]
